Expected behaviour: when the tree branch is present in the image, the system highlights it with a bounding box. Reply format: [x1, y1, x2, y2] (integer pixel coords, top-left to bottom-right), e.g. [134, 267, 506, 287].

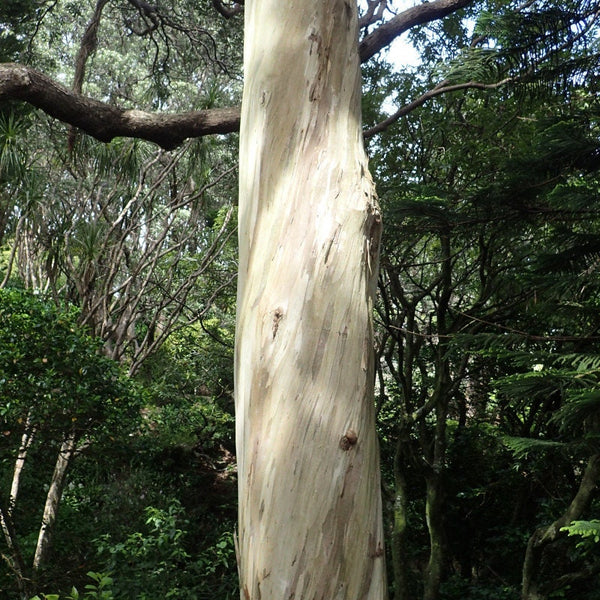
[542, 560, 600, 595]
[364, 77, 512, 138]
[70, 0, 110, 150]
[521, 454, 600, 599]
[212, 0, 243, 19]
[359, 0, 476, 62]
[359, 0, 388, 30]
[0, 0, 480, 149]
[33, 431, 78, 571]
[73, 0, 110, 94]
[3, 61, 501, 149]
[0, 63, 240, 149]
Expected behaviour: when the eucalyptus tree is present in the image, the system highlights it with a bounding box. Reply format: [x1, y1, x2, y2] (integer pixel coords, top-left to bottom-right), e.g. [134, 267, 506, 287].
[1, 0, 599, 598]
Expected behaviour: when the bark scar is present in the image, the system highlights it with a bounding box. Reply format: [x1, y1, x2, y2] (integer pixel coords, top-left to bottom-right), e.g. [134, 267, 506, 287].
[272, 307, 284, 339]
[364, 205, 382, 277]
[324, 225, 341, 264]
[369, 540, 384, 558]
[308, 29, 327, 102]
[308, 30, 320, 55]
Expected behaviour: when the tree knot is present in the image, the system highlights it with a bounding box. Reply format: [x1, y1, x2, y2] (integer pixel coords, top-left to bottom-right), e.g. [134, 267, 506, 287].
[339, 429, 358, 451]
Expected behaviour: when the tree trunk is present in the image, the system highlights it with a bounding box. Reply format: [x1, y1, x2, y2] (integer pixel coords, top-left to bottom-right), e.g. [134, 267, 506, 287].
[235, 0, 387, 598]
[521, 453, 600, 600]
[0, 412, 36, 599]
[9, 411, 36, 513]
[423, 241, 452, 600]
[422, 399, 449, 600]
[391, 459, 410, 600]
[423, 471, 445, 600]
[0, 496, 29, 600]
[33, 431, 78, 572]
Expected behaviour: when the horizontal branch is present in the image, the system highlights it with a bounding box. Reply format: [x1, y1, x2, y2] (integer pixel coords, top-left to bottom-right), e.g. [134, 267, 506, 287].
[0, 63, 240, 150]
[3, 60, 508, 149]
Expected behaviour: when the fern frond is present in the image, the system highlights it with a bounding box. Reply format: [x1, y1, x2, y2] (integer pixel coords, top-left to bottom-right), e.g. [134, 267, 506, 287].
[561, 519, 600, 544]
[502, 435, 566, 458]
[551, 390, 600, 432]
[555, 354, 600, 373]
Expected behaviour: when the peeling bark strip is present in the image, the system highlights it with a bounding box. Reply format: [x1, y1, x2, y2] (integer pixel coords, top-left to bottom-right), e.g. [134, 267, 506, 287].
[0, 63, 240, 149]
[235, 0, 386, 598]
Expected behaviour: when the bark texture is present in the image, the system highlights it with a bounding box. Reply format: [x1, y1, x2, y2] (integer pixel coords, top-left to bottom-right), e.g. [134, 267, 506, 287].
[235, 0, 386, 598]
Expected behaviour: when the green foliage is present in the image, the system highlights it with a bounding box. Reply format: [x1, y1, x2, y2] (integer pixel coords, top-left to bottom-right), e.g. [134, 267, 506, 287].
[0, 110, 30, 182]
[366, 4, 600, 597]
[561, 520, 600, 546]
[94, 500, 237, 600]
[0, 288, 143, 597]
[89, 138, 152, 180]
[0, 0, 41, 61]
[95, 501, 190, 591]
[30, 571, 115, 600]
[0, 287, 140, 439]
[136, 317, 235, 451]
[502, 436, 566, 458]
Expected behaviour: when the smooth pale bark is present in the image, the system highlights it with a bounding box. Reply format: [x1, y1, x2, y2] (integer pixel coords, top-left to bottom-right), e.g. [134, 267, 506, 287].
[9, 412, 36, 514]
[33, 431, 78, 571]
[235, 0, 386, 599]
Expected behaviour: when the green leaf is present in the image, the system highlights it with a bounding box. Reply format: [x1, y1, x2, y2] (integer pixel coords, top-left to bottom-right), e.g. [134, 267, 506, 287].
[502, 436, 565, 458]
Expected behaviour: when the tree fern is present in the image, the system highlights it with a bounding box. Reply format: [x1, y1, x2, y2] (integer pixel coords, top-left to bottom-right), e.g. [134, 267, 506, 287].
[561, 519, 600, 546]
[502, 435, 567, 458]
